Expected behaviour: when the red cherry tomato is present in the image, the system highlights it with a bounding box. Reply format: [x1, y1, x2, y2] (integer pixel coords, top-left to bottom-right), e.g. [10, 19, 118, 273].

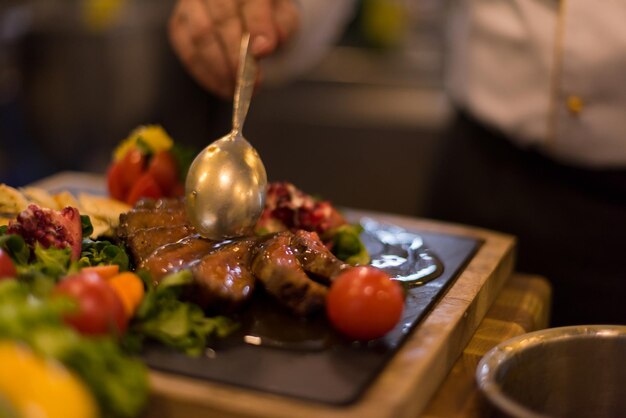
[126, 172, 163, 205]
[326, 266, 404, 341]
[107, 161, 127, 201]
[54, 271, 128, 336]
[118, 148, 146, 193]
[147, 150, 179, 196]
[0, 249, 17, 280]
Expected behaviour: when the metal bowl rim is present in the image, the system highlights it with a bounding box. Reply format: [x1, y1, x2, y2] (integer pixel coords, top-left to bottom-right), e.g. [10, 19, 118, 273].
[475, 325, 626, 418]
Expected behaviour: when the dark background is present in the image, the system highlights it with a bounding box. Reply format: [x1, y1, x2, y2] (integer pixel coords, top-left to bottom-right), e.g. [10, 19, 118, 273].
[0, 0, 448, 217]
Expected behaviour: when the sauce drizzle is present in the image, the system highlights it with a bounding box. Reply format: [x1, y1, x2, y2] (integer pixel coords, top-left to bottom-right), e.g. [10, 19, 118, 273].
[236, 218, 444, 350]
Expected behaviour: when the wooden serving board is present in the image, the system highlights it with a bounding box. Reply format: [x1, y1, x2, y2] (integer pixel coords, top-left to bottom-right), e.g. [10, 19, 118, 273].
[30, 172, 514, 417]
[145, 210, 515, 418]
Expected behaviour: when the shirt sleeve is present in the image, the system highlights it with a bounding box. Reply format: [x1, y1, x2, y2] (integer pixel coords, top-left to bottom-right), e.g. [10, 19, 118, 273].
[261, 0, 358, 85]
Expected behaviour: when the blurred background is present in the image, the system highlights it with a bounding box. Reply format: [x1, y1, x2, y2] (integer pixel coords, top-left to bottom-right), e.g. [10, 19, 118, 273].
[0, 0, 450, 217]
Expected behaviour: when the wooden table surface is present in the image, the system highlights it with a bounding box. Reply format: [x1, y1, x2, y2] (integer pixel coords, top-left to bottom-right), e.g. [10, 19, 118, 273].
[422, 273, 552, 417]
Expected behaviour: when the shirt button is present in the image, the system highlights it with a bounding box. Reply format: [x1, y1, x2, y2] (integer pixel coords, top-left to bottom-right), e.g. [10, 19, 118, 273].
[566, 95, 584, 115]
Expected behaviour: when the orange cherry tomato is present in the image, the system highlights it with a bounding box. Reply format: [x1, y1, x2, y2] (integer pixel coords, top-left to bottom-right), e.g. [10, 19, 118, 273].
[126, 172, 163, 206]
[148, 150, 179, 196]
[107, 272, 145, 317]
[326, 266, 404, 341]
[81, 265, 120, 281]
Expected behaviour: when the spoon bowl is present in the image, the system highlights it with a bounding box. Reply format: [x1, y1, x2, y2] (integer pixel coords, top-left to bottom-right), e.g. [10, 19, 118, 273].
[185, 33, 267, 239]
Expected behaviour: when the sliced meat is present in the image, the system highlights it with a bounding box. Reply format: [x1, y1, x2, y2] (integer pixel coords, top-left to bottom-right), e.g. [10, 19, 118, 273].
[189, 237, 258, 312]
[140, 236, 219, 283]
[134, 198, 186, 211]
[251, 232, 328, 316]
[118, 206, 188, 237]
[125, 225, 194, 266]
[116, 198, 352, 317]
[291, 230, 348, 284]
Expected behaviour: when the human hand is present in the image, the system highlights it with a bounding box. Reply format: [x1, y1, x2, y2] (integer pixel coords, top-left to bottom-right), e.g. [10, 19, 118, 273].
[168, 0, 300, 99]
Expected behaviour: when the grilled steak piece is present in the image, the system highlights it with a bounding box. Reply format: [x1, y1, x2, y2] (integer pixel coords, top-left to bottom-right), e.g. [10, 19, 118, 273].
[134, 198, 186, 211]
[140, 236, 219, 283]
[116, 198, 353, 316]
[251, 232, 328, 316]
[291, 230, 348, 284]
[189, 237, 258, 312]
[125, 225, 194, 266]
[118, 206, 189, 237]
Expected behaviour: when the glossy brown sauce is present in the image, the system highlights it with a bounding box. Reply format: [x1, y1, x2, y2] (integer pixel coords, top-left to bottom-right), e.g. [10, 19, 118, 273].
[229, 219, 444, 351]
[231, 294, 336, 351]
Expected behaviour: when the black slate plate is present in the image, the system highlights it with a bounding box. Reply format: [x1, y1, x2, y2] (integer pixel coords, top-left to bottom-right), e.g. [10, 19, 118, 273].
[142, 219, 481, 405]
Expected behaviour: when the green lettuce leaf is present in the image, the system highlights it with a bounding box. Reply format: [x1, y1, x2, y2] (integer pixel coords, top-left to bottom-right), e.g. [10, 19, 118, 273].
[0, 233, 30, 265]
[13, 244, 72, 296]
[81, 215, 94, 237]
[129, 270, 238, 356]
[0, 280, 149, 418]
[79, 239, 130, 271]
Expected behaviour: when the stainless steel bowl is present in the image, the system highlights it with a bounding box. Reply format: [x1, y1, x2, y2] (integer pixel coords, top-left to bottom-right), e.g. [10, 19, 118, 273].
[476, 325, 626, 418]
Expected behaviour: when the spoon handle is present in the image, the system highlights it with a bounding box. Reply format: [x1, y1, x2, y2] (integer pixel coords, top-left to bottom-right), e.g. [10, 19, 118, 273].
[232, 33, 257, 135]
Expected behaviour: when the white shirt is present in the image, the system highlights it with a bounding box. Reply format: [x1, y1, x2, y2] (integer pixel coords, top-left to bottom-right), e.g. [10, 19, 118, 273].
[262, 0, 357, 85]
[269, 0, 626, 168]
[446, 0, 626, 168]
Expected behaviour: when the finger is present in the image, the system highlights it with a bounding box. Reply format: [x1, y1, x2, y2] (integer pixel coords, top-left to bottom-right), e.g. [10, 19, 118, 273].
[273, 0, 299, 43]
[170, 17, 229, 98]
[204, 0, 238, 26]
[197, 32, 236, 96]
[184, 0, 213, 45]
[169, 0, 187, 30]
[168, 0, 197, 63]
[188, 56, 232, 99]
[240, 0, 278, 57]
[204, 0, 242, 79]
[189, 0, 235, 93]
[172, 0, 235, 97]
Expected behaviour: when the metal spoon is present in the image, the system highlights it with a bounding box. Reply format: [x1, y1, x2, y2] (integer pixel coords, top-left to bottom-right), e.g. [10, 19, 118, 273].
[185, 33, 267, 240]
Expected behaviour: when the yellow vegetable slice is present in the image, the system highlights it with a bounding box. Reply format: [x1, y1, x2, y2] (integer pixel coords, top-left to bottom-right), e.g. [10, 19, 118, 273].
[0, 184, 29, 215]
[113, 125, 174, 161]
[52, 191, 81, 210]
[19, 187, 59, 210]
[79, 193, 131, 237]
[0, 342, 99, 418]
